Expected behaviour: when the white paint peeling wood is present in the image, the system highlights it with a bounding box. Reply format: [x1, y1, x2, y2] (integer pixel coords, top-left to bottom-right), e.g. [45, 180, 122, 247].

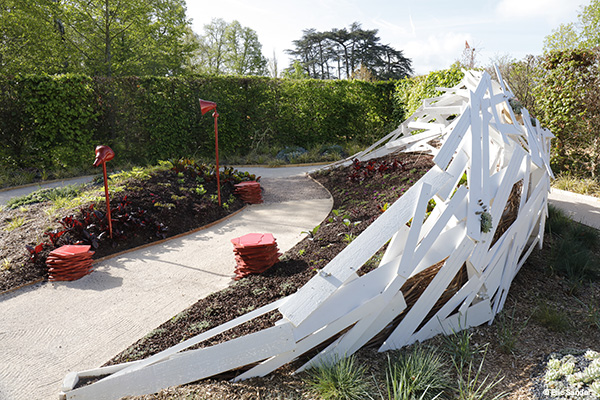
[60, 68, 553, 400]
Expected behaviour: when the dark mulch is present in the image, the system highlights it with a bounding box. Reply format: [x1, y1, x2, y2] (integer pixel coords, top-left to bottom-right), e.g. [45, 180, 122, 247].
[110, 152, 599, 400]
[0, 169, 245, 293]
[4, 152, 599, 400]
[106, 152, 435, 366]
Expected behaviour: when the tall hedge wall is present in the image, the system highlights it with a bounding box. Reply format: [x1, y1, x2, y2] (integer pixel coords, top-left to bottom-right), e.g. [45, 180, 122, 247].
[0, 74, 397, 171]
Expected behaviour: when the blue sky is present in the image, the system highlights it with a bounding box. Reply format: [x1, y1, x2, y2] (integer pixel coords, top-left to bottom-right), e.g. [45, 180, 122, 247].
[187, 0, 588, 75]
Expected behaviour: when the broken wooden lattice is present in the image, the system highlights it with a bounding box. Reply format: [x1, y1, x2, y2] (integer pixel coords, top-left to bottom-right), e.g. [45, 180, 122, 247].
[59, 68, 554, 400]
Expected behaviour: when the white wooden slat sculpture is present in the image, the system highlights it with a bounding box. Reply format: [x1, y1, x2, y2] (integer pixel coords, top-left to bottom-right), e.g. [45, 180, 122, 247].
[59, 68, 554, 400]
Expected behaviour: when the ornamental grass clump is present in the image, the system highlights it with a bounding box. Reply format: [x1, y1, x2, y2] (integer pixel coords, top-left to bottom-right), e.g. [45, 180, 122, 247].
[384, 345, 451, 400]
[306, 355, 371, 400]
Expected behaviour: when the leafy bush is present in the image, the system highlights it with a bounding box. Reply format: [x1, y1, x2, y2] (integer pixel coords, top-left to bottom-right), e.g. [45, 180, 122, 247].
[545, 204, 600, 289]
[533, 302, 571, 332]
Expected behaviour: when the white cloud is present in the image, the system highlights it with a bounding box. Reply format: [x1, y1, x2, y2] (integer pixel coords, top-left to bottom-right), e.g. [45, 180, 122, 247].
[371, 18, 413, 39]
[403, 32, 471, 75]
[495, 0, 582, 24]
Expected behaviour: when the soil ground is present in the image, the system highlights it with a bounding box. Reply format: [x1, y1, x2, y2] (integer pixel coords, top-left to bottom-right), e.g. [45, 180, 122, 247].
[0, 169, 245, 293]
[2, 154, 599, 399]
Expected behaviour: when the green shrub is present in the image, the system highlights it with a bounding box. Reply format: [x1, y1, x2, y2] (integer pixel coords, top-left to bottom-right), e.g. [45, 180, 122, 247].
[394, 67, 464, 122]
[454, 355, 507, 400]
[545, 204, 600, 289]
[441, 325, 485, 369]
[495, 306, 530, 355]
[0, 75, 397, 177]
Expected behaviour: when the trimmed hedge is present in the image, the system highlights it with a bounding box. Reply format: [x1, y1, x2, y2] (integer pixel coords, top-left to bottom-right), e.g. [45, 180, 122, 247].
[394, 66, 464, 121]
[0, 75, 397, 171]
[0, 69, 466, 174]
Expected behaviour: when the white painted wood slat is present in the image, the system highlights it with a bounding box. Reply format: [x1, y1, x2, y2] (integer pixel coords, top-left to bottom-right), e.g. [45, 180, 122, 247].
[61, 68, 554, 400]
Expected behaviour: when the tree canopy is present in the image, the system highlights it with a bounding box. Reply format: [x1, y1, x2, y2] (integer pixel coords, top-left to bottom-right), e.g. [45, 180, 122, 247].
[0, 0, 194, 76]
[285, 22, 412, 80]
[544, 0, 600, 52]
[189, 18, 267, 76]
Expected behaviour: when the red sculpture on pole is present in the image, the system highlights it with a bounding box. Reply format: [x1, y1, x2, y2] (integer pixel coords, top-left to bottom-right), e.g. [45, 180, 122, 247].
[199, 99, 222, 206]
[93, 145, 115, 238]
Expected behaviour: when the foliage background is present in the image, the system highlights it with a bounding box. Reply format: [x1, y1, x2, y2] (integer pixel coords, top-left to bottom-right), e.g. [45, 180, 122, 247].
[0, 74, 401, 172]
[1, 60, 598, 179]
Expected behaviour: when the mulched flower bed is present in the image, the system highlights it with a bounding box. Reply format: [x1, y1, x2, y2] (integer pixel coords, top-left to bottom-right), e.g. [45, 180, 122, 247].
[105, 152, 435, 365]
[0, 166, 250, 293]
[107, 152, 600, 400]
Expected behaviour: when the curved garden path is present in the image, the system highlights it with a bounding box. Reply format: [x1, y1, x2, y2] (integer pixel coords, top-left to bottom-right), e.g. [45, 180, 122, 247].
[0, 166, 332, 400]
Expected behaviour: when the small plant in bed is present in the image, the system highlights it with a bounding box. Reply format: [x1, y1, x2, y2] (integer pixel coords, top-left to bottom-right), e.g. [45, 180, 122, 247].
[0, 160, 257, 292]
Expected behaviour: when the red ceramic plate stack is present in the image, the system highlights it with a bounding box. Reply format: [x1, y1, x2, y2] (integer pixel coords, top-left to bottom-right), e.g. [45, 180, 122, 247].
[231, 233, 280, 280]
[46, 245, 95, 281]
[234, 181, 263, 204]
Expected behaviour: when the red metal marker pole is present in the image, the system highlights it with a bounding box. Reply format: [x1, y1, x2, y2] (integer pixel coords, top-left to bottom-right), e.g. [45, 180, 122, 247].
[213, 110, 221, 206]
[199, 99, 221, 206]
[102, 161, 113, 238]
[93, 145, 115, 239]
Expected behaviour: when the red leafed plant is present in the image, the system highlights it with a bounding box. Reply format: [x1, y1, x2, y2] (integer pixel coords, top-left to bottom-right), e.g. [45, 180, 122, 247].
[348, 158, 406, 181]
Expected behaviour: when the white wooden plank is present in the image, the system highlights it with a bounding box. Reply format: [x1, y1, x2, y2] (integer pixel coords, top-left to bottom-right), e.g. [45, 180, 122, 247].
[493, 234, 522, 315]
[469, 148, 526, 272]
[433, 109, 471, 170]
[409, 274, 482, 342]
[423, 105, 464, 115]
[537, 202, 548, 250]
[404, 141, 438, 155]
[296, 295, 396, 372]
[316, 255, 421, 360]
[407, 121, 446, 131]
[379, 225, 410, 266]
[238, 291, 392, 380]
[62, 360, 143, 391]
[386, 129, 443, 150]
[517, 236, 539, 273]
[411, 223, 467, 278]
[411, 186, 468, 270]
[110, 297, 287, 378]
[481, 99, 492, 208]
[521, 108, 545, 169]
[519, 155, 531, 212]
[380, 236, 475, 351]
[492, 182, 547, 314]
[468, 90, 483, 241]
[298, 289, 409, 371]
[279, 167, 451, 326]
[398, 182, 433, 274]
[410, 299, 493, 344]
[293, 257, 398, 341]
[473, 72, 491, 100]
[65, 323, 295, 400]
[436, 148, 469, 201]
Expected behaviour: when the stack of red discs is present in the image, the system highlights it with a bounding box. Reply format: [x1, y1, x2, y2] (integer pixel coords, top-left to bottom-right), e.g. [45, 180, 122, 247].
[231, 233, 280, 280]
[46, 245, 95, 281]
[234, 181, 263, 204]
